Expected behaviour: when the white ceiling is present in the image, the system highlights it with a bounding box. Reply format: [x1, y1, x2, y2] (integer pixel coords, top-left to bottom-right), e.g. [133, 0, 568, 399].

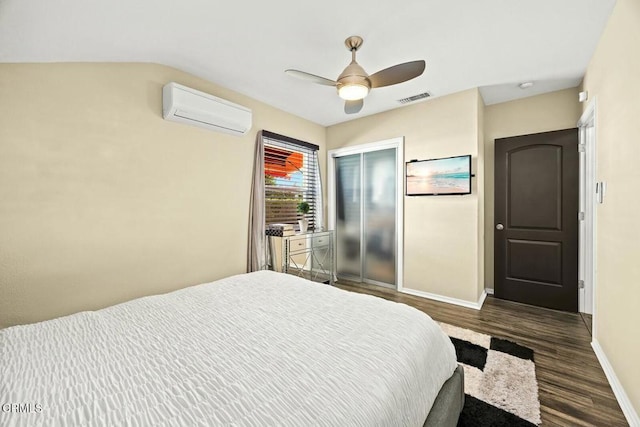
[0, 0, 616, 126]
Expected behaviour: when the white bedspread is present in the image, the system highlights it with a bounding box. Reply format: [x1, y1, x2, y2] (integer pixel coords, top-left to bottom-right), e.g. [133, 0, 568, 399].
[0, 271, 457, 427]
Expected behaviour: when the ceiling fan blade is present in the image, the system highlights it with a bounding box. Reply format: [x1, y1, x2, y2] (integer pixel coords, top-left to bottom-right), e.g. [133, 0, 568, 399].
[285, 69, 337, 86]
[345, 99, 363, 114]
[369, 60, 426, 88]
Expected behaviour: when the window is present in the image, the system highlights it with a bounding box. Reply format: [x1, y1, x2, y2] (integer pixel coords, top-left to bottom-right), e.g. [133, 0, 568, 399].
[263, 131, 319, 231]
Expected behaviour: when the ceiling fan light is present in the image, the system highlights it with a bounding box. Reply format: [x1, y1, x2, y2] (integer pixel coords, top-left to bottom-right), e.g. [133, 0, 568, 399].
[338, 84, 369, 100]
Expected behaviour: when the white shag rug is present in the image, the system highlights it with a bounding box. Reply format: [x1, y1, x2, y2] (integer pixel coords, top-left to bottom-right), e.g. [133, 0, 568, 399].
[439, 322, 542, 426]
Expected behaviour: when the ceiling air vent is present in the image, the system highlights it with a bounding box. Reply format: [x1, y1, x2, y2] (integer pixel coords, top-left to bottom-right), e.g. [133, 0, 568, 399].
[397, 92, 431, 104]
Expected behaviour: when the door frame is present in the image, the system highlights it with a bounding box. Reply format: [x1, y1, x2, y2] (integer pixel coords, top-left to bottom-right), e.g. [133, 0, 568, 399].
[327, 137, 404, 291]
[578, 98, 597, 320]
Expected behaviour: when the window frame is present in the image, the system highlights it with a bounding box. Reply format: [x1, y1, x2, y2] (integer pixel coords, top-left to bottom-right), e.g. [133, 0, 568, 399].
[262, 130, 319, 231]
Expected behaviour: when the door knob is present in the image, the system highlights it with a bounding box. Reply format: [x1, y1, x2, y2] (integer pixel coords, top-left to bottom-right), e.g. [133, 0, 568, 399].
[496, 223, 504, 230]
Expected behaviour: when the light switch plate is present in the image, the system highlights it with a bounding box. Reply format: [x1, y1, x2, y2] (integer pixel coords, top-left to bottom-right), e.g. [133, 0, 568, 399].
[596, 181, 606, 204]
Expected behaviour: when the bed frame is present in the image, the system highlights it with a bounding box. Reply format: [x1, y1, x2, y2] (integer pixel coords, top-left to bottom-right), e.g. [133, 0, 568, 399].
[424, 365, 465, 427]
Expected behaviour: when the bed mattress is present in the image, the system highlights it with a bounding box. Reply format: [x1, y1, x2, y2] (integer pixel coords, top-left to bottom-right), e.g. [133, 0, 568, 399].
[1, 270, 457, 426]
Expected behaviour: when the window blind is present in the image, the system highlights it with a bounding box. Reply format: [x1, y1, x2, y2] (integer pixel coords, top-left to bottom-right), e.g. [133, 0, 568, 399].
[263, 131, 319, 231]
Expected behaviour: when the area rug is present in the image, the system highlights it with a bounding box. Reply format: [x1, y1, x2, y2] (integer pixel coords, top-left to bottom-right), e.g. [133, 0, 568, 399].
[438, 323, 542, 426]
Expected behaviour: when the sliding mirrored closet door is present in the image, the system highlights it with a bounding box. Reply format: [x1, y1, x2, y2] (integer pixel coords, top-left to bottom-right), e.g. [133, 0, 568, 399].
[335, 154, 362, 278]
[363, 149, 396, 285]
[334, 146, 398, 288]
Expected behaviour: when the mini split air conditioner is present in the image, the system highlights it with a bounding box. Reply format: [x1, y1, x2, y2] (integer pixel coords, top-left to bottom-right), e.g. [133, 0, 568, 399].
[162, 82, 252, 136]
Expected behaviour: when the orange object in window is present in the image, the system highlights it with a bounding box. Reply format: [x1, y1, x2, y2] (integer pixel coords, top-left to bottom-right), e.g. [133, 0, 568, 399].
[265, 146, 303, 178]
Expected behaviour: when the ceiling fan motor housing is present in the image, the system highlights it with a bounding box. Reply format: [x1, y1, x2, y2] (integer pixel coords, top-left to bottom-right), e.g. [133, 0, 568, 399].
[337, 35, 371, 99]
[337, 62, 371, 90]
[337, 63, 370, 100]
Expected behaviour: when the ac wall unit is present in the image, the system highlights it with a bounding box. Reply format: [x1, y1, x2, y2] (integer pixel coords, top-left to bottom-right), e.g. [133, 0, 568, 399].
[162, 82, 252, 136]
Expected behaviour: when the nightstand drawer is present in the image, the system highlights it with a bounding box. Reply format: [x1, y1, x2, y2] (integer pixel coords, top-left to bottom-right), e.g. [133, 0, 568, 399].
[288, 238, 307, 254]
[311, 235, 329, 248]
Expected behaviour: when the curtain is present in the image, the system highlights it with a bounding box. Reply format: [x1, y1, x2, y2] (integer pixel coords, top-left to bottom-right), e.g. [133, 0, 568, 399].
[247, 130, 267, 272]
[313, 150, 324, 231]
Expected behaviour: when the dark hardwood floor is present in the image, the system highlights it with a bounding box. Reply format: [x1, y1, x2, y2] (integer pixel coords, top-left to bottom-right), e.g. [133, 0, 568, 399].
[334, 280, 628, 427]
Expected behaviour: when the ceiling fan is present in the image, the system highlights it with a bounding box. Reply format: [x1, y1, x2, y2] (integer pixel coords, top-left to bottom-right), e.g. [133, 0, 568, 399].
[285, 36, 426, 114]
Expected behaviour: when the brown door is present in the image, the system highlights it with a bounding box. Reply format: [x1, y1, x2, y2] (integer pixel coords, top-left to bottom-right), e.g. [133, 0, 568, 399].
[495, 129, 579, 312]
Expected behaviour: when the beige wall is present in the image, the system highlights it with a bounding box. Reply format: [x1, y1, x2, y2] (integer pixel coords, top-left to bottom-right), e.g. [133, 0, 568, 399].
[327, 89, 484, 303]
[0, 63, 326, 328]
[483, 88, 582, 288]
[582, 0, 640, 417]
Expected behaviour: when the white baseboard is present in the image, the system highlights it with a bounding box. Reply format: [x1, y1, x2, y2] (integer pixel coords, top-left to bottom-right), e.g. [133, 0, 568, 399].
[485, 288, 494, 295]
[400, 288, 487, 310]
[592, 339, 640, 426]
[477, 290, 487, 308]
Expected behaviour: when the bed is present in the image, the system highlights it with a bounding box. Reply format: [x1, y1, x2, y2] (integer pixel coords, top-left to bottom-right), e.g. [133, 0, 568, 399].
[0, 270, 463, 426]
